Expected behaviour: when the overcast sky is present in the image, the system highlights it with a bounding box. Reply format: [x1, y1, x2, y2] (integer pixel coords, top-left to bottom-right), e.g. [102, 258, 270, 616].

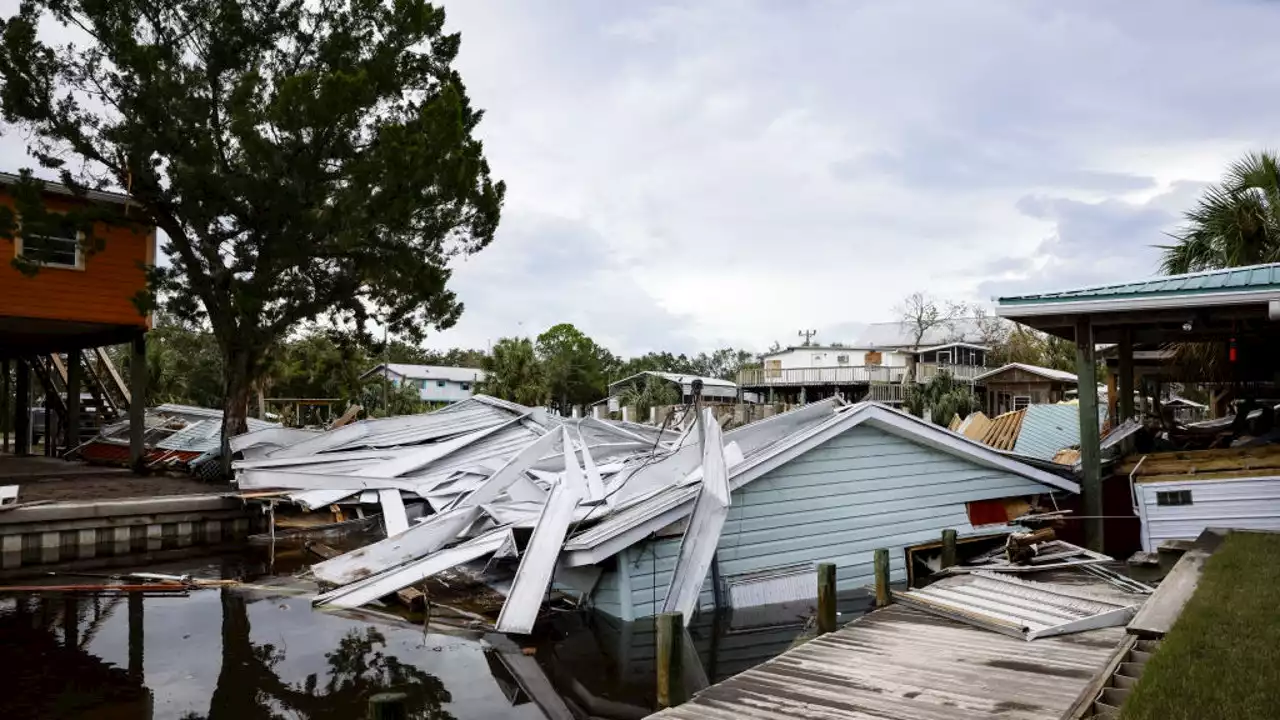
[428, 0, 1280, 355]
[6, 1, 1278, 356]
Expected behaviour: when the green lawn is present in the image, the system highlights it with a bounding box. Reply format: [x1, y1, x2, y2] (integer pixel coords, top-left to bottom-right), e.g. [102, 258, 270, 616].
[1121, 531, 1280, 720]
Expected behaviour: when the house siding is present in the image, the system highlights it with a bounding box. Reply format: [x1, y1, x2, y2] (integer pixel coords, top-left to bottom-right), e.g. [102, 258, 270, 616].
[1135, 475, 1280, 551]
[0, 191, 154, 328]
[593, 423, 1057, 619]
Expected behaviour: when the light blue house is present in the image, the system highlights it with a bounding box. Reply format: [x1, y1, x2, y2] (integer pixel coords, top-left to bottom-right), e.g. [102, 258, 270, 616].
[559, 402, 1079, 621]
[362, 363, 487, 404]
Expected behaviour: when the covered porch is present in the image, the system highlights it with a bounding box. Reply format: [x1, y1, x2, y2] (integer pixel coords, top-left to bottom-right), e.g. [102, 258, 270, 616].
[996, 263, 1280, 551]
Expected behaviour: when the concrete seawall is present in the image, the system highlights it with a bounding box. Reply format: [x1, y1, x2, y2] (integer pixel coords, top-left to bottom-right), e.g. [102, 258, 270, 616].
[0, 494, 261, 572]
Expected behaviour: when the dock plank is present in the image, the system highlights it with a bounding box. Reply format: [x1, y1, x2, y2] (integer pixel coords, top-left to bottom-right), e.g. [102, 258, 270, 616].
[649, 603, 1127, 720]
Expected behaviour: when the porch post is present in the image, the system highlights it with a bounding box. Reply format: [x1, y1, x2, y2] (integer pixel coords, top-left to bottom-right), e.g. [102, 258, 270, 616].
[129, 332, 147, 471]
[2, 358, 9, 455]
[14, 360, 30, 456]
[1074, 316, 1103, 552]
[65, 348, 82, 452]
[1118, 329, 1135, 423]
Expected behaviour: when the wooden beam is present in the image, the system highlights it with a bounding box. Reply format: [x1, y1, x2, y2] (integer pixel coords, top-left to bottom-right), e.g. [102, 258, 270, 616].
[1118, 329, 1135, 423]
[817, 563, 837, 634]
[65, 349, 81, 452]
[2, 358, 9, 455]
[1075, 316, 1103, 552]
[14, 361, 30, 456]
[129, 333, 147, 472]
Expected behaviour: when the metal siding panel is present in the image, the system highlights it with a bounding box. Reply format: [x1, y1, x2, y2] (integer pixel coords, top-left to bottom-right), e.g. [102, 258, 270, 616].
[591, 568, 623, 617]
[1138, 476, 1280, 548]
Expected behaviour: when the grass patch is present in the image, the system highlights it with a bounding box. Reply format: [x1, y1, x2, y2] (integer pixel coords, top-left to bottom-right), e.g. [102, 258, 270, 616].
[1120, 532, 1280, 720]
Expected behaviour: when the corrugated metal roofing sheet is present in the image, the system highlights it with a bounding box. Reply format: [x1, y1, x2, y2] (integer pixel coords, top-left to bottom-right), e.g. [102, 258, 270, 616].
[895, 572, 1139, 640]
[650, 600, 1128, 719]
[1013, 404, 1105, 461]
[998, 262, 1280, 305]
[155, 416, 277, 452]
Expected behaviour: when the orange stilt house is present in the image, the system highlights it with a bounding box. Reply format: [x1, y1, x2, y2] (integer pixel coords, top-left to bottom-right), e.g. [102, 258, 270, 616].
[0, 172, 154, 467]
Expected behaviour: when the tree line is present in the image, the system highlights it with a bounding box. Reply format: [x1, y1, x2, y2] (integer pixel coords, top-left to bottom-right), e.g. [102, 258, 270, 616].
[127, 317, 758, 419]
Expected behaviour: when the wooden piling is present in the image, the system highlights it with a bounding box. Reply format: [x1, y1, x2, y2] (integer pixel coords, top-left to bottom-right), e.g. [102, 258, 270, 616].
[656, 611, 684, 707]
[817, 563, 837, 634]
[367, 692, 408, 720]
[874, 548, 890, 607]
[941, 529, 958, 569]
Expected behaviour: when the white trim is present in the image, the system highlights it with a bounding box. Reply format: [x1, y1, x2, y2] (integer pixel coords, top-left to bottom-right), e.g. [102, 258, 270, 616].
[973, 362, 1078, 384]
[917, 342, 990, 353]
[14, 227, 86, 271]
[997, 288, 1280, 317]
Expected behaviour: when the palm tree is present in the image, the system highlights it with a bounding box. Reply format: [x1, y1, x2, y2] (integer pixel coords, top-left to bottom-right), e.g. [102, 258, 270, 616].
[1160, 150, 1280, 274]
[478, 337, 547, 407]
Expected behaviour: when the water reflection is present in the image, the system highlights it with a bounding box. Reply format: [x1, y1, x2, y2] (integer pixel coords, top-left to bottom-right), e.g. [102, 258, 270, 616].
[0, 584, 522, 720]
[193, 590, 454, 720]
[0, 551, 875, 720]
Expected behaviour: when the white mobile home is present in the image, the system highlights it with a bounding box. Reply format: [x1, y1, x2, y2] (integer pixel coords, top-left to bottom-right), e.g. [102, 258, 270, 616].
[1130, 449, 1280, 550]
[563, 402, 1078, 621]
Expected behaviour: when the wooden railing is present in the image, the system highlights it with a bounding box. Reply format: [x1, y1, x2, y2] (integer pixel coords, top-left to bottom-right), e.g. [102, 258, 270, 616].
[918, 363, 986, 382]
[739, 363, 986, 387]
[738, 366, 908, 386]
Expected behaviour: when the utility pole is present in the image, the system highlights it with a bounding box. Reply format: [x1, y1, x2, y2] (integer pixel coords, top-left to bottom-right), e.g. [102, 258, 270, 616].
[798, 329, 817, 346]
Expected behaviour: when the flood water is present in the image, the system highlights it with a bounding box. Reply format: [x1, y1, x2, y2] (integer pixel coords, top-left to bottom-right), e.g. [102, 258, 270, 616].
[0, 547, 872, 719]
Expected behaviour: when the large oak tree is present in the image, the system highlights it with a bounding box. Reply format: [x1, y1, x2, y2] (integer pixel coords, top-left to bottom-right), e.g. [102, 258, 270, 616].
[0, 0, 503, 467]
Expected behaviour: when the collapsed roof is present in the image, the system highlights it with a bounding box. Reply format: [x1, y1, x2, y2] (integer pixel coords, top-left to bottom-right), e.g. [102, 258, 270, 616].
[235, 395, 1075, 633]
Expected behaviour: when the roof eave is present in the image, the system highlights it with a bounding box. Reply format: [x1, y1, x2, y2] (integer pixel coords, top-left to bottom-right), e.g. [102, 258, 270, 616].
[997, 288, 1280, 317]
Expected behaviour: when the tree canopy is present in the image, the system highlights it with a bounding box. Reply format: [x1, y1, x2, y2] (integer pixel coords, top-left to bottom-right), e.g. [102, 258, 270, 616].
[1160, 150, 1280, 274]
[0, 0, 504, 467]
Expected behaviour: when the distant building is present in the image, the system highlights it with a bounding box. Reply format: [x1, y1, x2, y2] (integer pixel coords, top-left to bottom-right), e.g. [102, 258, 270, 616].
[973, 363, 1078, 415]
[739, 322, 990, 405]
[607, 371, 742, 405]
[362, 363, 486, 404]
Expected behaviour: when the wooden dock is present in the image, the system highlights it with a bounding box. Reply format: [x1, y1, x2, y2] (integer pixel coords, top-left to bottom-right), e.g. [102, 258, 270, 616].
[648, 601, 1130, 720]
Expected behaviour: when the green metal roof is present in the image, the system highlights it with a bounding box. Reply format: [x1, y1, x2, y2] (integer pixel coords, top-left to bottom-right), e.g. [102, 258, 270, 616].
[997, 263, 1280, 306]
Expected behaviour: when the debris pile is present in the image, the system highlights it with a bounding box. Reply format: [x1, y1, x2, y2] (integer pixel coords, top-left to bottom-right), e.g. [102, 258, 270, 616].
[73, 403, 278, 474]
[232, 395, 845, 633]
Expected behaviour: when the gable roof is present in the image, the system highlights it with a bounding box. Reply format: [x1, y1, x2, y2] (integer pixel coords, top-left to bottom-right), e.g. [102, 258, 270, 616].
[973, 363, 1078, 384]
[996, 262, 1280, 315]
[561, 402, 1077, 565]
[917, 341, 990, 353]
[363, 363, 486, 383]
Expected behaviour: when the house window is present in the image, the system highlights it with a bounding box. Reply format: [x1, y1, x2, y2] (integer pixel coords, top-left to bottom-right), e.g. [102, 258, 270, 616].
[937, 350, 951, 365]
[1013, 396, 1031, 410]
[436, 380, 446, 387]
[18, 218, 83, 269]
[460, 383, 470, 391]
[836, 354, 850, 365]
[1156, 490, 1193, 506]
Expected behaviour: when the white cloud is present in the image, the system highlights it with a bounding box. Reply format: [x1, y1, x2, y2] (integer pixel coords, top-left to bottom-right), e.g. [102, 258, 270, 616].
[424, 0, 1280, 354]
[7, 0, 1279, 355]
